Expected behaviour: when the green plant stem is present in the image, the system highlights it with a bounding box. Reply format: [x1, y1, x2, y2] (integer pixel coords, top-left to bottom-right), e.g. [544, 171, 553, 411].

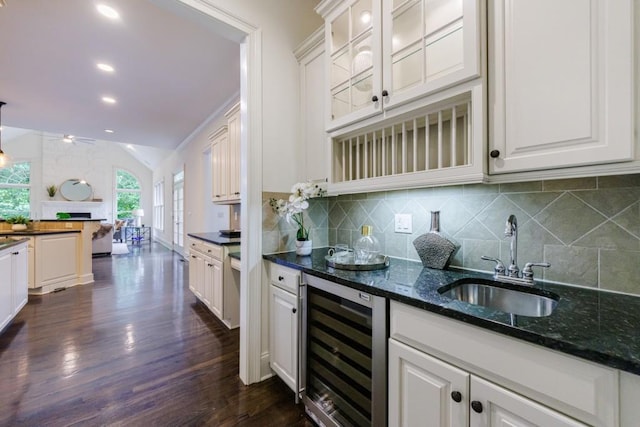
[291, 212, 308, 241]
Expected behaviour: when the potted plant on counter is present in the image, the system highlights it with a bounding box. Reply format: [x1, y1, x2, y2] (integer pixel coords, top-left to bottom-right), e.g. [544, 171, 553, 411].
[6, 215, 30, 231]
[269, 181, 325, 256]
[46, 184, 57, 199]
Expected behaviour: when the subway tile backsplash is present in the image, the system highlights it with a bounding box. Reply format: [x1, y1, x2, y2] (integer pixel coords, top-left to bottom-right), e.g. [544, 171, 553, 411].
[263, 174, 640, 296]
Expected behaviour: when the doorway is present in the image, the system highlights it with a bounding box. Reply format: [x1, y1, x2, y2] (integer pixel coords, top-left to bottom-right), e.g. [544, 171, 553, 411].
[173, 170, 184, 253]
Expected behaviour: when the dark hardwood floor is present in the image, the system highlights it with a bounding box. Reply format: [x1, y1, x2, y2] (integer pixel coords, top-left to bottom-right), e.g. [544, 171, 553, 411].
[0, 243, 312, 426]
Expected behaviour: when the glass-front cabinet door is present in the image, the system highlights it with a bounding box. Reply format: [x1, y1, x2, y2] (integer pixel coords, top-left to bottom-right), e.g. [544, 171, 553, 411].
[319, 0, 482, 132]
[382, 0, 481, 109]
[324, 0, 383, 131]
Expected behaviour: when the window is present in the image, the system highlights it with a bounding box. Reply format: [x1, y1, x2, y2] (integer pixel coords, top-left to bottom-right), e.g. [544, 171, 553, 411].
[0, 162, 31, 219]
[153, 180, 164, 231]
[115, 169, 141, 219]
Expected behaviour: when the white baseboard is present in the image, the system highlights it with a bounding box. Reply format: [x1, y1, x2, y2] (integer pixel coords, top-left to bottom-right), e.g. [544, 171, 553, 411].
[154, 237, 173, 250]
[260, 351, 273, 382]
[78, 273, 94, 285]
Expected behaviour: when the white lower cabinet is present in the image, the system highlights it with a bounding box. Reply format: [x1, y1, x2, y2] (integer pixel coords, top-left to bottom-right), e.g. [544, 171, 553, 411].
[470, 376, 586, 427]
[269, 283, 298, 391]
[389, 339, 585, 427]
[0, 249, 14, 331]
[209, 258, 223, 320]
[187, 238, 240, 329]
[33, 233, 79, 290]
[0, 241, 28, 333]
[12, 244, 28, 315]
[268, 262, 301, 394]
[188, 251, 205, 301]
[389, 339, 469, 427]
[390, 301, 619, 426]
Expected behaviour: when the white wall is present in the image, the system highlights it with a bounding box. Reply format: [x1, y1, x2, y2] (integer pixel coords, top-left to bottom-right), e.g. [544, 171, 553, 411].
[4, 131, 152, 223]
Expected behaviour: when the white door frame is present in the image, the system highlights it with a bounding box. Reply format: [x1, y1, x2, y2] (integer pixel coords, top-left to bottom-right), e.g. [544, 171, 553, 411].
[174, 0, 263, 385]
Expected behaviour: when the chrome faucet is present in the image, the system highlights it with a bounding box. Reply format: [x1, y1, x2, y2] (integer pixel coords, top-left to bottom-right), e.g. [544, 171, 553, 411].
[505, 214, 519, 277]
[481, 214, 551, 285]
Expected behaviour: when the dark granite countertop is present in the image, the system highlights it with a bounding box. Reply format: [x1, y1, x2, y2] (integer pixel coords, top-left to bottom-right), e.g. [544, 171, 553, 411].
[187, 232, 241, 246]
[228, 251, 240, 260]
[264, 248, 640, 376]
[0, 230, 81, 236]
[0, 237, 29, 251]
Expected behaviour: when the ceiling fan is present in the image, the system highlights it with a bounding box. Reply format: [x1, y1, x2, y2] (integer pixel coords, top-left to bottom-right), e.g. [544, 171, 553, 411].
[47, 134, 95, 145]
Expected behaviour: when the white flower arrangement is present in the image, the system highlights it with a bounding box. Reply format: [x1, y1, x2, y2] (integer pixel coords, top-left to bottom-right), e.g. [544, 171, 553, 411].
[269, 181, 326, 241]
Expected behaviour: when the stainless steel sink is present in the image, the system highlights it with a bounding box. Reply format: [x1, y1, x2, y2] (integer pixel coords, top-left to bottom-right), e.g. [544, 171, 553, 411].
[438, 278, 559, 317]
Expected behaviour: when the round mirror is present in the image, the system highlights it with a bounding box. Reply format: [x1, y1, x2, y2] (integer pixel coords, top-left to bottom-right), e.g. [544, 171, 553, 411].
[59, 179, 93, 201]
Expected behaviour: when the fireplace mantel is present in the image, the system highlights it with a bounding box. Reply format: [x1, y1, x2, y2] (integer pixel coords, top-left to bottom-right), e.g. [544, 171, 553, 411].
[41, 201, 107, 220]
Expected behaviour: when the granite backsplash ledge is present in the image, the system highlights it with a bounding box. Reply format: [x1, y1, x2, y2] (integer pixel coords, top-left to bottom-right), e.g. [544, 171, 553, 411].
[262, 174, 640, 296]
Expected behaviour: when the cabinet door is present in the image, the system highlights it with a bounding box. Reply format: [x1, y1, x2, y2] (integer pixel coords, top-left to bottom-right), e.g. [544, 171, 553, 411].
[35, 234, 77, 286]
[226, 104, 241, 202]
[488, 0, 633, 174]
[211, 130, 229, 202]
[470, 376, 587, 427]
[13, 245, 28, 315]
[188, 252, 204, 300]
[269, 284, 298, 392]
[210, 258, 223, 320]
[0, 251, 13, 331]
[27, 244, 34, 289]
[202, 259, 213, 308]
[323, 0, 383, 131]
[382, 0, 481, 110]
[389, 338, 469, 427]
[297, 31, 329, 183]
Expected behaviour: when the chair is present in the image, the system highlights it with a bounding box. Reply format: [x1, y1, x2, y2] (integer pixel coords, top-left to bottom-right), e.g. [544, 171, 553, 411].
[92, 223, 114, 256]
[113, 218, 134, 242]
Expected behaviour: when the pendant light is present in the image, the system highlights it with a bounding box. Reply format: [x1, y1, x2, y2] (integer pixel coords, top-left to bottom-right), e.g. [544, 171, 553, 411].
[0, 101, 11, 168]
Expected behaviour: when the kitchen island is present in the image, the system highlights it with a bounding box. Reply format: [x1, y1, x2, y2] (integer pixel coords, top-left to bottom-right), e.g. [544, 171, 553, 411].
[1, 219, 100, 289]
[0, 229, 84, 294]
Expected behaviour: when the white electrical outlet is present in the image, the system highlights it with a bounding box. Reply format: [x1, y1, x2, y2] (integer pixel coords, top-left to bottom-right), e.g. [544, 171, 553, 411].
[394, 213, 412, 233]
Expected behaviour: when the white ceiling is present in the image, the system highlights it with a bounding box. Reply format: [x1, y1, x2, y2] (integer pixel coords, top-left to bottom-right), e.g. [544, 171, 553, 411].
[0, 0, 241, 156]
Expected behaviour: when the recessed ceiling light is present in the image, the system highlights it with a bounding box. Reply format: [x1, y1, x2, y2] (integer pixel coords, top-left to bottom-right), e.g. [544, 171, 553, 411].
[102, 96, 116, 104]
[97, 4, 119, 20]
[97, 63, 114, 72]
[126, 144, 134, 150]
[104, 129, 114, 133]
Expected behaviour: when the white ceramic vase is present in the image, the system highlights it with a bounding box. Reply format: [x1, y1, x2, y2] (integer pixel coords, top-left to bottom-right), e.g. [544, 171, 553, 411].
[295, 239, 313, 256]
[11, 224, 27, 231]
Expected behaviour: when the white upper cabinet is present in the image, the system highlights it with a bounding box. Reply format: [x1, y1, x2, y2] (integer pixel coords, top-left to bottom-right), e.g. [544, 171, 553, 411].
[225, 103, 241, 203]
[488, 0, 634, 174]
[211, 102, 241, 204]
[382, 0, 481, 110]
[317, 0, 482, 132]
[295, 28, 329, 183]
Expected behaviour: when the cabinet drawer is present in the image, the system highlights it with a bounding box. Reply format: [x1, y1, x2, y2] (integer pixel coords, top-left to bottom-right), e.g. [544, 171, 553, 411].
[188, 239, 223, 260]
[269, 264, 300, 294]
[390, 301, 618, 427]
[201, 243, 222, 260]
